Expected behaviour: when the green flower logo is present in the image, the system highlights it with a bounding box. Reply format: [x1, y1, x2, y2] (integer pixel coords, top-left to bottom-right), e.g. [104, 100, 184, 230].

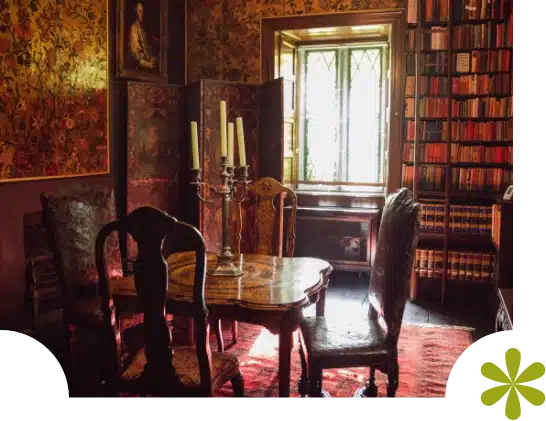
[481, 348, 545, 420]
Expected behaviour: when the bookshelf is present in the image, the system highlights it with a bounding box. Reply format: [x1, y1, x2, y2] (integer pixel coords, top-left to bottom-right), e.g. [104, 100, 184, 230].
[404, 0, 513, 304]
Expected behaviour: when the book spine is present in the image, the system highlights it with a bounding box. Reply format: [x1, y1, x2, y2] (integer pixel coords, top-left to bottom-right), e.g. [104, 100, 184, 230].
[453, 251, 461, 280]
[435, 204, 445, 232]
[427, 250, 434, 278]
[434, 250, 444, 278]
[473, 253, 482, 281]
[419, 249, 428, 277]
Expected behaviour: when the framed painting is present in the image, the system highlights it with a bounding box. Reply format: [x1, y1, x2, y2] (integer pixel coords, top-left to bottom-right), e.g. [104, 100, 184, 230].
[0, 0, 109, 182]
[117, 0, 168, 83]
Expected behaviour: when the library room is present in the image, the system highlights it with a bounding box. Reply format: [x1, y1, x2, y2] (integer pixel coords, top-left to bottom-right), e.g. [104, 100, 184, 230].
[0, 0, 515, 400]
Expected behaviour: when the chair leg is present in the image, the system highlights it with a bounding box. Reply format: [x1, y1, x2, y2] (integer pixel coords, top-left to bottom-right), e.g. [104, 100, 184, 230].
[231, 320, 238, 344]
[213, 318, 224, 352]
[387, 362, 399, 397]
[365, 367, 378, 397]
[230, 374, 245, 397]
[308, 362, 323, 397]
[297, 332, 308, 397]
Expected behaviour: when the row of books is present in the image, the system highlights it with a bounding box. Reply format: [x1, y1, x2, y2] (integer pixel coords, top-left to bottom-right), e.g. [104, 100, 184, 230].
[452, 0, 512, 21]
[450, 145, 512, 164]
[406, 75, 450, 96]
[406, 75, 511, 97]
[410, 51, 512, 74]
[402, 166, 512, 192]
[408, 0, 511, 24]
[452, 74, 511, 95]
[406, 98, 512, 118]
[406, 0, 450, 23]
[404, 144, 512, 165]
[452, 23, 512, 49]
[406, 98, 451, 118]
[420, 29, 449, 50]
[402, 165, 446, 190]
[452, 97, 512, 118]
[452, 120, 512, 141]
[404, 143, 448, 163]
[415, 249, 494, 282]
[406, 53, 450, 75]
[452, 167, 512, 191]
[405, 119, 512, 141]
[419, 204, 493, 235]
[456, 50, 511, 73]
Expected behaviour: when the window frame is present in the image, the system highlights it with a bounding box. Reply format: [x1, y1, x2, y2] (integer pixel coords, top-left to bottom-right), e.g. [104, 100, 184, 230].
[296, 41, 390, 192]
[261, 10, 406, 195]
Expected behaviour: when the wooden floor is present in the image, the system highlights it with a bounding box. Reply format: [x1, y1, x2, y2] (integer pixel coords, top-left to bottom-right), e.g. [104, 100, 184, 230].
[307, 271, 495, 342]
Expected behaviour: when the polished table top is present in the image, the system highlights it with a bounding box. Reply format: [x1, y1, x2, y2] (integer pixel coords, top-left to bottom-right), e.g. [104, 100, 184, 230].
[112, 252, 333, 310]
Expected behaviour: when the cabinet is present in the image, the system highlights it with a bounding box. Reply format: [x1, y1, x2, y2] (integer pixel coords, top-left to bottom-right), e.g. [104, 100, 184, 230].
[294, 206, 380, 272]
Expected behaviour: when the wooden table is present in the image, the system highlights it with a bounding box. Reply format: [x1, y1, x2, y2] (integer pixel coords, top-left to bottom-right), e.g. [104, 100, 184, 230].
[113, 252, 333, 397]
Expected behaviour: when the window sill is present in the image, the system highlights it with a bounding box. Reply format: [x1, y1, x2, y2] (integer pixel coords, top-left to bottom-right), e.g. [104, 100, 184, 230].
[294, 190, 386, 199]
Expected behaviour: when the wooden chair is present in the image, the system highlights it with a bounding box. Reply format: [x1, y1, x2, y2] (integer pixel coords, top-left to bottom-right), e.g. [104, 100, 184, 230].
[211, 177, 298, 352]
[297, 188, 420, 397]
[96, 206, 244, 396]
[40, 185, 134, 395]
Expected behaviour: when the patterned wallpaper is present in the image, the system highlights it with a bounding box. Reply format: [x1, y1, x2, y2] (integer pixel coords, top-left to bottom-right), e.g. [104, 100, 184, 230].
[0, 0, 108, 181]
[186, 0, 404, 84]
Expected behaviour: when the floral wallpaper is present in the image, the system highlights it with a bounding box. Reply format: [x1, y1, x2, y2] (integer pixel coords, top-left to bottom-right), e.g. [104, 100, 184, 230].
[186, 0, 404, 84]
[0, 0, 108, 182]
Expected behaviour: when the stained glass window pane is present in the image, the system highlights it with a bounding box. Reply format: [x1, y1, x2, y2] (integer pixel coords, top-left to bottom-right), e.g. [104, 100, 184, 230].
[303, 50, 338, 182]
[347, 48, 382, 183]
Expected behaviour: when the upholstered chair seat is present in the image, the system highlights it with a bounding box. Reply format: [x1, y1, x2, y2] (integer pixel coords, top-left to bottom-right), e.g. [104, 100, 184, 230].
[299, 317, 388, 365]
[122, 346, 240, 392]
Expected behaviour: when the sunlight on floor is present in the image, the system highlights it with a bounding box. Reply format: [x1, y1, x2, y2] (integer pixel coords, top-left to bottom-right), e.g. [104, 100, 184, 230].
[246, 297, 368, 359]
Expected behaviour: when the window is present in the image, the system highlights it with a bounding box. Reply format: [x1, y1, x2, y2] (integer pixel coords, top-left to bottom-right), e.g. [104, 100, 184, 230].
[297, 43, 389, 191]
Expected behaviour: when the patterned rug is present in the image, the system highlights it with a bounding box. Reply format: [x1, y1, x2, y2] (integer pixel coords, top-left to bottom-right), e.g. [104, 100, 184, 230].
[206, 322, 474, 397]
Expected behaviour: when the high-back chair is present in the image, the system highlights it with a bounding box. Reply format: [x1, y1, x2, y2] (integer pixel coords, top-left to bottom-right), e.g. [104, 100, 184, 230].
[40, 185, 131, 395]
[298, 188, 420, 397]
[96, 206, 244, 396]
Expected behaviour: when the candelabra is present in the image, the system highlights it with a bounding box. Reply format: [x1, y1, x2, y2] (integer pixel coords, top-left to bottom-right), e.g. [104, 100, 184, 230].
[191, 156, 250, 276]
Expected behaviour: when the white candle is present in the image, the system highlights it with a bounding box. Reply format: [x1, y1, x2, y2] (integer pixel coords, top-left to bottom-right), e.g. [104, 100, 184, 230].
[190, 121, 199, 169]
[227, 122, 234, 167]
[236, 117, 246, 166]
[220, 101, 227, 157]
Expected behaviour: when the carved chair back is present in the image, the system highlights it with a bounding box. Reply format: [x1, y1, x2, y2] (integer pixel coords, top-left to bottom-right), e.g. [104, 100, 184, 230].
[367, 188, 420, 349]
[236, 177, 297, 257]
[96, 206, 211, 395]
[40, 185, 122, 314]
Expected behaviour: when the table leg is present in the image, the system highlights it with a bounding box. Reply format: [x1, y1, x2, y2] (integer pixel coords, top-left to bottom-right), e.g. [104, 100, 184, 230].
[316, 287, 327, 317]
[278, 326, 293, 397]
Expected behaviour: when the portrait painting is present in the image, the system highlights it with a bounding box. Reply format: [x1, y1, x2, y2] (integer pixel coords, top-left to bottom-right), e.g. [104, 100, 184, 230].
[0, 0, 109, 182]
[117, 0, 168, 82]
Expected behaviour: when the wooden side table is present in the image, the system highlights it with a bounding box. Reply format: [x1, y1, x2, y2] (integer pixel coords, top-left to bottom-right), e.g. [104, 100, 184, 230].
[495, 288, 513, 331]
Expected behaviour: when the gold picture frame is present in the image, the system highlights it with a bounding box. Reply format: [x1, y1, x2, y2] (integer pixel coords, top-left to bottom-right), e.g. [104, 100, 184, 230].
[117, 0, 168, 83]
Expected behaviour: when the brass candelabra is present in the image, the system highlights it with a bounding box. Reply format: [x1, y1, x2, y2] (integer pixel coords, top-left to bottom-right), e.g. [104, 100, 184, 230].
[191, 156, 251, 276]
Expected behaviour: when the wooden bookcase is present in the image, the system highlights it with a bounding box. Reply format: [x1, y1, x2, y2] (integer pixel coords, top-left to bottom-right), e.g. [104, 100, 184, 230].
[404, 0, 513, 304]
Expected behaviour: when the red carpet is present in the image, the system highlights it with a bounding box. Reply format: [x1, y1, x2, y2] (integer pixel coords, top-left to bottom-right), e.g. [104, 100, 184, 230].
[207, 322, 473, 397]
